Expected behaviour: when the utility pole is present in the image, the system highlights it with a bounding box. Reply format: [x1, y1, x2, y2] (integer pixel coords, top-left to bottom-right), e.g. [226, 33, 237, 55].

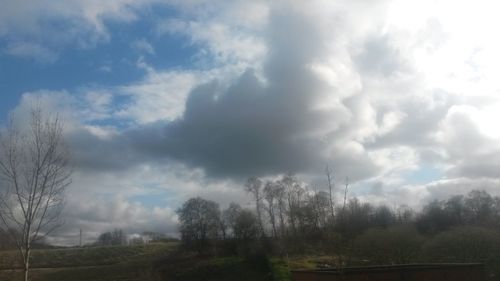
[79, 229, 82, 247]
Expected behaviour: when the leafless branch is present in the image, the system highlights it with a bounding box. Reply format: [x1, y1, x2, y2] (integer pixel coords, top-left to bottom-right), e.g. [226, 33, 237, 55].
[0, 107, 70, 281]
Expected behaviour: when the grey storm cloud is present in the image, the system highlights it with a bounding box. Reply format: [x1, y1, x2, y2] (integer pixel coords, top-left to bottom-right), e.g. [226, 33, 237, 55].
[440, 106, 500, 179]
[67, 129, 138, 171]
[369, 90, 455, 149]
[128, 9, 381, 179]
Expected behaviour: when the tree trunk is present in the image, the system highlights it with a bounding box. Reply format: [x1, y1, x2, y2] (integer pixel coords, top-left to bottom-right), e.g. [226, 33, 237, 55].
[287, 197, 297, 235]
[269, 206, 277, 238]
[24, 248, 30, 281]
[256, 201, 265, 236]
[278, 203, 286, 237]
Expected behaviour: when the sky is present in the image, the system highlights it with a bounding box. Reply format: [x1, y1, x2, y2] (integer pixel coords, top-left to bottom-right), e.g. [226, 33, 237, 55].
[2, 0, 500, 245]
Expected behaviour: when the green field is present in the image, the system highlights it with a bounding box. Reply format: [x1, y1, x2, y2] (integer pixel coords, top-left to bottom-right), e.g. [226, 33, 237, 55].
[0, 243, 177, 281]
[0, 243, 299, 281]
[154, 252, 296, 281]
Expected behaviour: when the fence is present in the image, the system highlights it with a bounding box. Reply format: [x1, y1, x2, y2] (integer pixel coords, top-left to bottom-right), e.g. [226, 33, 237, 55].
[291, 263, 486, 281]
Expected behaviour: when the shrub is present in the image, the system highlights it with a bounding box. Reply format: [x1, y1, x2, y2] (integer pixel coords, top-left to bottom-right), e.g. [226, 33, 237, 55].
[353, 225, 424, 264]
[422, 226, 500, 263]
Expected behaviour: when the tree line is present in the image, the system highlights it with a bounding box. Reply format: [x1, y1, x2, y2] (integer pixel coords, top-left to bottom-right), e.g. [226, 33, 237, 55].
[177, 173, 500, 274]
[92, 230, 177, 246]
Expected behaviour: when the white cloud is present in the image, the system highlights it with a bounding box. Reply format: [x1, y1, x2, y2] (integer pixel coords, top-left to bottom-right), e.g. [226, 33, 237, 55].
[131, 39, 155, 55]
[0, 0, 151, 34]
[83, 91, 114, 120]
[117, 70, 202, 123]
[0, 0, 157, 55]
[48, 162, 248, 245]
[160, 19, 266, 67]
[157, 0, 269, 70]
[4, 42, 58, 63]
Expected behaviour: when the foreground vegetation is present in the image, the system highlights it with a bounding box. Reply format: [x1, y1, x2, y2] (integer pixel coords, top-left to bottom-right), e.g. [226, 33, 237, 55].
[175, 173, 500, 280]
[0, 242, 297, 281]
[2, 227, 500, 280]
[0, 243, 176, 281]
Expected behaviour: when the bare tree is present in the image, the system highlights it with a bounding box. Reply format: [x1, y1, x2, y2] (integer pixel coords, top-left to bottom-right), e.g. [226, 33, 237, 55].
[96, 229, 127, 246]
[279, 173, 301, 235]
[275, 184, 288, 237]
[263, 181, 279, 238]
[177, 197, 221, 254]
[245, 177, 265, 235]
[342, 177, 349, 213]
[0, 108, 71, 281]
[325, 165, 335, 223]
[310, 190, 330, 230]
[222, 202, 242, 238]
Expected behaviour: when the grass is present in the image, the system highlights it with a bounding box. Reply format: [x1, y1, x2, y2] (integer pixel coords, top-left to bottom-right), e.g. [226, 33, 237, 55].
[154, 252, 328, 281]
[286, 255, 339, 269]
[0, 243, 304, 281]
[270, 259, 291, 281]
[0, 242, 177, 281]
[156, 254, 275, 281]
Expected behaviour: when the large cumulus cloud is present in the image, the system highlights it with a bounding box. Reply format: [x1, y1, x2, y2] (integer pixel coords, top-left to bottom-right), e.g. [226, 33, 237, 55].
[131, 6, 385, 180]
